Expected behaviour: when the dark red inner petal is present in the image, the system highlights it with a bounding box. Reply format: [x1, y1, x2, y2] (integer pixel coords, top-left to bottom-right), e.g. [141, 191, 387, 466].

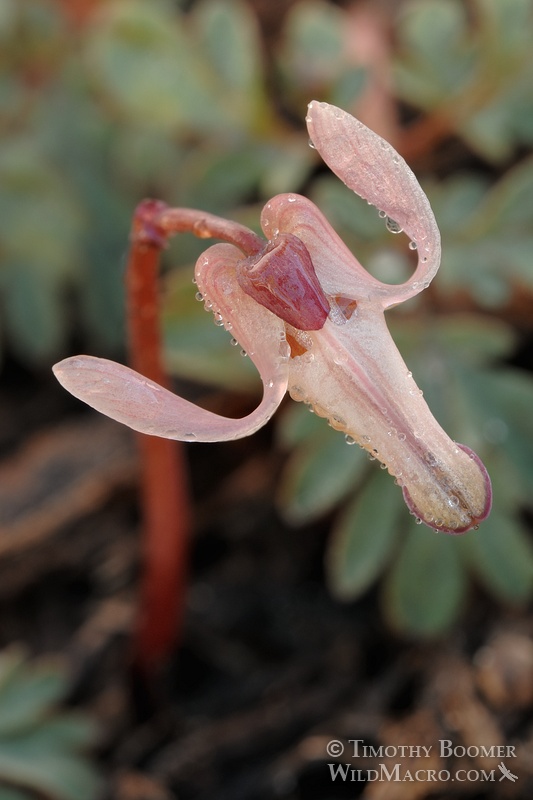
[238, 234, 330, 331]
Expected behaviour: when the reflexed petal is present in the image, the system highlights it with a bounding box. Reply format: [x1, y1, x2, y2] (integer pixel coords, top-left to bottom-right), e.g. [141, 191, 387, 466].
[305, 100, 441, 307]
[53, 244, 290, 442]
[284, 310, 492, 533]
[261, 193, 384, 302]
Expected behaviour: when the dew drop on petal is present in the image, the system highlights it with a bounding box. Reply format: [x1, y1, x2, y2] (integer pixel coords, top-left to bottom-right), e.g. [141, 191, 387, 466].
[344, 435, 356, 445]
[385, 217, 403, 234]
[409, 241, 417, 250]
[195, 291, 203, 301]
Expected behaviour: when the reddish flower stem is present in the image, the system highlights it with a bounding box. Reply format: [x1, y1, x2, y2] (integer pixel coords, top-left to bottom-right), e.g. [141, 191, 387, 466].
[126, 201, 192, 674]
[125, 199, 263, 674]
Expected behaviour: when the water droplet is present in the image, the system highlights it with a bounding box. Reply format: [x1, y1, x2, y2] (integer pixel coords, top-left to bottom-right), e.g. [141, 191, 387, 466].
[409, 241, 417, 250]
[184, 432, 197, 440]
[385, 217, 403, 234]
[195, 291, 204, 301]
[345, 435, 356, 445]
[415, 517, 423, 525]
[192, 277, 197, 284]
[230, 337, 238, 346]
[380, 463, 387, 469]
[287, 195, 296, 203]
[289, 385, 305, 402]
[240, 349, 247, 357]
[330, 416, 346, 431]
[378, 210, 387, 219]
[308, 138, 316, 149]
[398, 432, 407, 442]
[362, 435, 371, 443]
[448, 495, 460, 508]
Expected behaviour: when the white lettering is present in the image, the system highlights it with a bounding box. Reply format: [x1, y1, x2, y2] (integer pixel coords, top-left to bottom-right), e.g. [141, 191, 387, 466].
[440, 739, 453, 757]
[328, 763, 350, 781]
[348, 739, 364, 757]
[380, 763, 401, 781]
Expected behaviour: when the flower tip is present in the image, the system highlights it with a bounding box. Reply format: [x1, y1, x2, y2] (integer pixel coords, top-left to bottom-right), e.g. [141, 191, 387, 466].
[402, 444, 492, 535]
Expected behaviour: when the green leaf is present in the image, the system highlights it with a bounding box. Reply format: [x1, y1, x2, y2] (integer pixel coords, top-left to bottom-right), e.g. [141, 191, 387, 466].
[279, 1, 346, 91]
[0, 649, 102, 800]
[0, 656, 66, 737]
[192, 0, 265, 128]
[0, 786, 33, 800]
[84, 0, 219, 133]
[461, 510, 533, 604]
[276, 401, 329, 448]
[0, 745, 102, 800]
[384, 522, 467, 636]
[277, 426, 368, 525]
[395, 0, 473, 105]
[460, 368, 533, 493]
[326, 467, 403, 600]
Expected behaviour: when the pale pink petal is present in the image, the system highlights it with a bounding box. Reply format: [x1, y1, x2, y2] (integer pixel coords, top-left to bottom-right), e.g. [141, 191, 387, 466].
[261, 193, 385, 303]
[305, 100, 441, 307]
[53, 244, 289, 442]
[285, 310, 491, 533]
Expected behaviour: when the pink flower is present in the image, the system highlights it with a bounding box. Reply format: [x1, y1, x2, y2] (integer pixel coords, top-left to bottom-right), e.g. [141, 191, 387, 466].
[53, 101, 491, 533]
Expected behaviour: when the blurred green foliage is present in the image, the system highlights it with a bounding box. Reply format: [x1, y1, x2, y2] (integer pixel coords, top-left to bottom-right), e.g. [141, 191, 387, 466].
[0, 647, 102, 800]
[3, 0, 533, 635]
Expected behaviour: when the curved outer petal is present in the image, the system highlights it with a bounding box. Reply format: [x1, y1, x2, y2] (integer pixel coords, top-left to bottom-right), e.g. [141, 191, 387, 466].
[53, 244, 290, 442]
[305, 100, 441, 308]
[285, 309, 492, 533]
[261, 193, 384, 303]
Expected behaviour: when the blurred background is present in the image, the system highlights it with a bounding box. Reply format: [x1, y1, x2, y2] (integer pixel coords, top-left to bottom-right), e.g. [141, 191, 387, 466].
[1, 0, 533, 798]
